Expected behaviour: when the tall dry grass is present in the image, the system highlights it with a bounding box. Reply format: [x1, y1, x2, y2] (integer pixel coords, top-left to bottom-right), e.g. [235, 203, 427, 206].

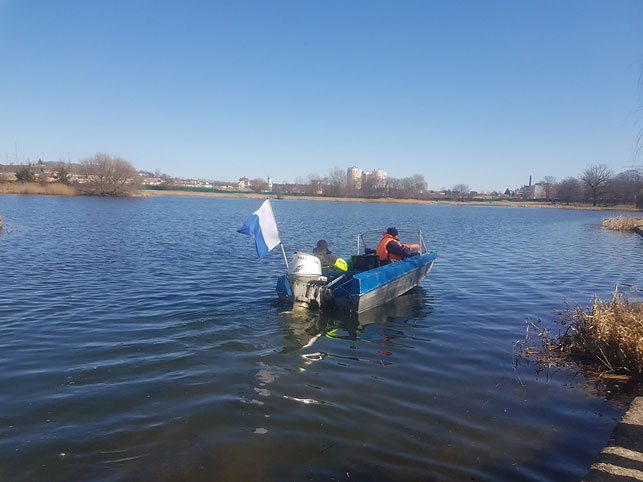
[602, 215, 643, 231]
[548, 290, 643, 377]
[0, 182, 77, 196]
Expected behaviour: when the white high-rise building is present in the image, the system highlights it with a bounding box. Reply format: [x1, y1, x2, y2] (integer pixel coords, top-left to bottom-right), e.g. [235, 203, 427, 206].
[371, 169, 388, 189]
[347, 167, 362, 190]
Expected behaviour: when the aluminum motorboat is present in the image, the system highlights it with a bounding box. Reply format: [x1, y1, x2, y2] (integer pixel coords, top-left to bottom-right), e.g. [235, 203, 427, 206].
[276, 229, 436, 313]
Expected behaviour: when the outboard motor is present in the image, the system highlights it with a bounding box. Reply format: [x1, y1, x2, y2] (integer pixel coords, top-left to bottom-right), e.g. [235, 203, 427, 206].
[287, 253, 328, 309]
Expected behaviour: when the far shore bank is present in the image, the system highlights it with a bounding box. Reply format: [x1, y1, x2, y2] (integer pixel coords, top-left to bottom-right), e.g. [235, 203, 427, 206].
[1, 183, 640, 212]
[147, 189, 642, 212]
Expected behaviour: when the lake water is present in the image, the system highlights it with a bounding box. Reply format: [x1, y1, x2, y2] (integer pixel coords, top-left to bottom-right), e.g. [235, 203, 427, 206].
[0, 194, 642, 481]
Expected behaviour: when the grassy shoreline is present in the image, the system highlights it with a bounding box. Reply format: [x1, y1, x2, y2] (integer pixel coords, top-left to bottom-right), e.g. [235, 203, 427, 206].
[1, 183, 641, 211]
[147, 189, 642, 211]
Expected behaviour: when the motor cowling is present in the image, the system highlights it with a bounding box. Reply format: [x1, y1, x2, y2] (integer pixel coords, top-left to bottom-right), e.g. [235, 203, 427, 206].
[288, 252, 322, 281]
[287, 253, 327, 309]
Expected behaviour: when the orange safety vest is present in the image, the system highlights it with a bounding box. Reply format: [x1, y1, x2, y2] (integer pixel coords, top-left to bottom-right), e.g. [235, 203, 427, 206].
[376, 233, 405, 262]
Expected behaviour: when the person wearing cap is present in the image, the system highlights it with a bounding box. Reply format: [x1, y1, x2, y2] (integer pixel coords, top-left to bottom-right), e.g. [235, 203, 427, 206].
[376, 227, 415, 263]
[313, 240, 338, 266]
[313, 240, 348, 271]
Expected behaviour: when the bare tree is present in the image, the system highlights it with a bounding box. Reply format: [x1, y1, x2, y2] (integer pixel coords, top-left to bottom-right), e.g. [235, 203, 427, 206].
[249, 178, 268, 193]
[410, 174, 427, 193]
[80, 153, 140, 197]
[540, 176, 556, 200]
[556, 177, 581, 205]
[324, 167, 347, 197]
[452, 184, 470, 200]
[580, 164, 613, 206]
[386, 174, 428, 199]
[607, 169, 643, 205]
[635, 65, 643, 168]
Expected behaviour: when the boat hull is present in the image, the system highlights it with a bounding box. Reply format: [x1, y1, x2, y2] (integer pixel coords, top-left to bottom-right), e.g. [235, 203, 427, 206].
[277, 252, 436, 314]
[333, 253, 435, 313]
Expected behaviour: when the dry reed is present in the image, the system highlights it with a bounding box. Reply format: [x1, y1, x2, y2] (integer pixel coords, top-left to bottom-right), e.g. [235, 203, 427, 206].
[547, 290, 643, 377]
[602, 215, 643, 231]
[0, 182, 77, 196]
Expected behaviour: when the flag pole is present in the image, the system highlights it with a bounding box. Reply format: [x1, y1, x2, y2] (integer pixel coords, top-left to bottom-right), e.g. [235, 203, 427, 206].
[280, 243, 289, 269]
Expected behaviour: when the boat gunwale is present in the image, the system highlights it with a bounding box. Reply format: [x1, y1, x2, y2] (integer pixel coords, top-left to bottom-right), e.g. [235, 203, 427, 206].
[349, 252, 436, 295]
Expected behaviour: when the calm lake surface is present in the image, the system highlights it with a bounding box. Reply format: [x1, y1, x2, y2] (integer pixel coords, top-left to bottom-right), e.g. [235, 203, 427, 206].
[1, 195, 642, 481]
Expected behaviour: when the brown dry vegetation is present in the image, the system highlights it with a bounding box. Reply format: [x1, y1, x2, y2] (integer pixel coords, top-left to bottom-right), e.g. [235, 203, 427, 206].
[0, 182, 77, 196]
[602, 215, 643, 231]
[546, 290, 643, 378]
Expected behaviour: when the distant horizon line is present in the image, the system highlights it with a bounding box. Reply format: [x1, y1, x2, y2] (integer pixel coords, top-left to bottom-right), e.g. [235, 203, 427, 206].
[1, 158, 641, 195]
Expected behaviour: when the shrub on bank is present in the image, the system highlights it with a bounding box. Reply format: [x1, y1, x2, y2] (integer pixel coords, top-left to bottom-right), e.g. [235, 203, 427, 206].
[548, 290, 643, 377]
[15, 166, 36, 183]
[79, 153, 140, 197]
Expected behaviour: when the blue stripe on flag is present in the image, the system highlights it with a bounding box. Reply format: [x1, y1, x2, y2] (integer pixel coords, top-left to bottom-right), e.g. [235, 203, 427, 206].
[237, 213, 270, 258]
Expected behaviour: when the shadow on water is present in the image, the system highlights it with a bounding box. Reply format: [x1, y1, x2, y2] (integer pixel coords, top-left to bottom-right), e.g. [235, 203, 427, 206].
[276, 287, 433, 354]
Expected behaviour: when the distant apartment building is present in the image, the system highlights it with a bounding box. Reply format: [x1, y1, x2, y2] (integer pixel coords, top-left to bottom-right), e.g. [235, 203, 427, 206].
[360, 168, 389, 191]
[267, 176, 273, 191]
[311, 179, 324, 195]
[347, 167, 362, 191]
[347, 167, 389, 191]
[371, 168, 388, 189]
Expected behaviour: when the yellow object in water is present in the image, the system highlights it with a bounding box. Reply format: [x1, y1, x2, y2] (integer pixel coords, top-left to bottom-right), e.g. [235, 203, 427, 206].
[334, 258, 348, 271]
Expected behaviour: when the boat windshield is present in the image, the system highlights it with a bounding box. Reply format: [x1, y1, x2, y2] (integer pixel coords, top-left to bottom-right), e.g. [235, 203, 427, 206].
[356, 228, 428, 255]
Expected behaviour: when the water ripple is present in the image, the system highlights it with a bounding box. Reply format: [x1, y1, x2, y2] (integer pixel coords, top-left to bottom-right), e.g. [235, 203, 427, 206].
[0, 196, 640, 481]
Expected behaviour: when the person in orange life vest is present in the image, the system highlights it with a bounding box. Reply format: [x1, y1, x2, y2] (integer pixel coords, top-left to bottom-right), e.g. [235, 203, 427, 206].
[376, 227, 418, 262]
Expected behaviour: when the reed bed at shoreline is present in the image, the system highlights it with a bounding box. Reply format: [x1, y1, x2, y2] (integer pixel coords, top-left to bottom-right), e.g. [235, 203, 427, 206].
[545, 290, 643, 378]
[602, 215, 643, 231]
[0, 182, 77, 196]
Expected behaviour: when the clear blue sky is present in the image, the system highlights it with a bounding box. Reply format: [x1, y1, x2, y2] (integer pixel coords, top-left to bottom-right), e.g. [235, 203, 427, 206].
[1, 1, 642, 192]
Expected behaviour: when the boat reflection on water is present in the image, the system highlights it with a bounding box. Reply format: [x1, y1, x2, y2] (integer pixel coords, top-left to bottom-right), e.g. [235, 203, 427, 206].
[351, 285, 432, 326]
[278, 286, 433, 353]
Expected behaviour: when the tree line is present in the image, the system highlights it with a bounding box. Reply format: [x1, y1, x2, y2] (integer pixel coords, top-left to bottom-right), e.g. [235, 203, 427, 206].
[279, 168, 429, 199]
[536, 164, 643, 208]
[277, 164, 643, 207]
[5, 155, 642, 206]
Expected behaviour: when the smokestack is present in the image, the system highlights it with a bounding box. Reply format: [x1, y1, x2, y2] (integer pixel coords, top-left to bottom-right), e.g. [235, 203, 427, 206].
[529, 175, 532, 187]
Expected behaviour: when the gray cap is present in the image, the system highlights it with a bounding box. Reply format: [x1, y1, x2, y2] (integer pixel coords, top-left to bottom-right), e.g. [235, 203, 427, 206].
[315, 239, 331, 254]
